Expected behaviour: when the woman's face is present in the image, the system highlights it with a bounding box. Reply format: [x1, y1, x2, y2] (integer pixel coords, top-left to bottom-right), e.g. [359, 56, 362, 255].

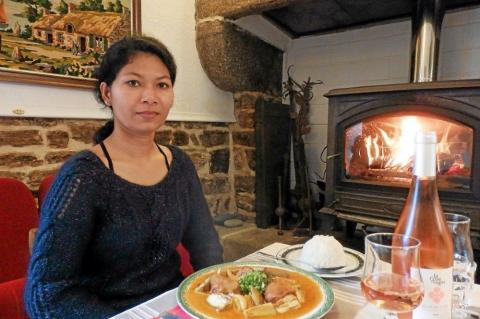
[100, 52, 174, 137]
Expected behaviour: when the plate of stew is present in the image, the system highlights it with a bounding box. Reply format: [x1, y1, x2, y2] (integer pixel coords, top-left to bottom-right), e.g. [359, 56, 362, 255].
[177, 261, 334, 319]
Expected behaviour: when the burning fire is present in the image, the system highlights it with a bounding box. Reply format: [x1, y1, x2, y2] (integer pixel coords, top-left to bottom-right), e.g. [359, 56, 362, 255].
[345, 114, 472, 179]
[364, 116, 421, 170]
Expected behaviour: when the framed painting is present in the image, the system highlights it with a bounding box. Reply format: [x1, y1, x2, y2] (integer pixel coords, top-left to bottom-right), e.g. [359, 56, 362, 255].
[0, 0, 140, 89]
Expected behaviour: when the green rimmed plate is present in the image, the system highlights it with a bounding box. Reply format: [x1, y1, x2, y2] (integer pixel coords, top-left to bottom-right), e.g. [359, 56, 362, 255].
[177, 261, 335, 319]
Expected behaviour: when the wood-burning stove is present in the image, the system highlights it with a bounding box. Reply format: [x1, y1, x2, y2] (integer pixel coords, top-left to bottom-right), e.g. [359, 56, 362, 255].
[322, 80, 480, 250]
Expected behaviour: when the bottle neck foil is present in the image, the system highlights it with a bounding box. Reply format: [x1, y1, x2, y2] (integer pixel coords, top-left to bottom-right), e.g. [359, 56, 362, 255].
[414, 142, 436, 177]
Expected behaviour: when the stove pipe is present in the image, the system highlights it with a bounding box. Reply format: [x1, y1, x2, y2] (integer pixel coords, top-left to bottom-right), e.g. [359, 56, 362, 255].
[410, 0, 445, 82]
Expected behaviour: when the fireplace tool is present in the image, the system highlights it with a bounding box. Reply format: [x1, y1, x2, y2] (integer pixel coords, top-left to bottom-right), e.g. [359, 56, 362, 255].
[275, 176, 286, 235]
[283, 66, 322, 237]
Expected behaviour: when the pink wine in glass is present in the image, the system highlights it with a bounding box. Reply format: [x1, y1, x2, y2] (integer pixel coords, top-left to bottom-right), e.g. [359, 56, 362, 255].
[361, 273, 424, 313]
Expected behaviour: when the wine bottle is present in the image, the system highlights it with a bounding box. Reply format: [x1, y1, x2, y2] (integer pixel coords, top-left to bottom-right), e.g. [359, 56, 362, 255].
[394, 132, 453, 319]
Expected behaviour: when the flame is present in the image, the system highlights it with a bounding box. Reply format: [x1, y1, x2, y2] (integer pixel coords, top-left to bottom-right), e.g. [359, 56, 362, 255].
[385, 116, 421, 168]
[362, 116, 421, 170]
[365, 135, 376, 167]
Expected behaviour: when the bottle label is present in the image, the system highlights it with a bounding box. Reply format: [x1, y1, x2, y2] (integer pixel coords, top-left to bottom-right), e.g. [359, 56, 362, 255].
[413, 267, 453, 319]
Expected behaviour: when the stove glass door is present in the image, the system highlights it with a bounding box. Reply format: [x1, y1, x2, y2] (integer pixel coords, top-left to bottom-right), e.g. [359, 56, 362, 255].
[344, 113, 472, 190]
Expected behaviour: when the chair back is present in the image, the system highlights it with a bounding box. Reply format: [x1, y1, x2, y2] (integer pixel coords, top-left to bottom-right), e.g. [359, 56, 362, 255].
[38, 174, 55, 210]
[176, 243, 194, 277]
[0, 278, 28, 319]
[0, 178, 39, 282]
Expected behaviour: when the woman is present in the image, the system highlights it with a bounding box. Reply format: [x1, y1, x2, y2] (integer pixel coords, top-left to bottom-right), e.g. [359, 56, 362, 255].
[25, 36, 223, 318]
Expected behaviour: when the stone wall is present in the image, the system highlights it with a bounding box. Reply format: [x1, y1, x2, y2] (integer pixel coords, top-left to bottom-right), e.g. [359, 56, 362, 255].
[231, 93, 256, 220]
[231, 92, 282, 220]
[0, 117, 234, 217]
[0, 118, 98, 189]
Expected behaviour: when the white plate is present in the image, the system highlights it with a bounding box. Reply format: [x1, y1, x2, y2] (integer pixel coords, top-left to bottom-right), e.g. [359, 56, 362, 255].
[276, 244, 364, 278]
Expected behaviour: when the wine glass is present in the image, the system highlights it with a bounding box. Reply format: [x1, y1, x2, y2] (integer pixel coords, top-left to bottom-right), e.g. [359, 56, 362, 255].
[361, 233, 424, 319]
[445, 213, 477, 318]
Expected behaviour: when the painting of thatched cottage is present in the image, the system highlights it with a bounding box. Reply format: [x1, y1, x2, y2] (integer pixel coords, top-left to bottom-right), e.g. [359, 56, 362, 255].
[32, 4, 130, 55]
[0, 0, 138, 85]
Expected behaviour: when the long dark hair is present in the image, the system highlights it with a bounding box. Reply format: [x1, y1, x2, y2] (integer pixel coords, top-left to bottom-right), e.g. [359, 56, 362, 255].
[93, 35, 177, 144]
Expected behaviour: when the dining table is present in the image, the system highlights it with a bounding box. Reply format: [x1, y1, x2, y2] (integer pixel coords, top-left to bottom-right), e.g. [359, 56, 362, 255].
[111, 242, 480, 319]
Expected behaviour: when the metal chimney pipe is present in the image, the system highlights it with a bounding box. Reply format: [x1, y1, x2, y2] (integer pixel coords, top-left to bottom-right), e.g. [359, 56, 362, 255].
[410, 0, 445, 82]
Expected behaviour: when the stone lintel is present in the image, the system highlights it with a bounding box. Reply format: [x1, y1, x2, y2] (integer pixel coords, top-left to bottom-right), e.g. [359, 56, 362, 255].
[196, 0, 299, 20]
[196, 20, 282, 94]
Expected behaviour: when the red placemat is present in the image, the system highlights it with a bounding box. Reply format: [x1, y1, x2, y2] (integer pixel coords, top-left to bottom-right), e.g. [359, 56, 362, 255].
[158, 305, 193, 319]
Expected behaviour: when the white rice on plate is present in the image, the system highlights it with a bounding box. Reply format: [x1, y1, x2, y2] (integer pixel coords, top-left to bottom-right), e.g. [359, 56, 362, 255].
[300, 235, 347, 269]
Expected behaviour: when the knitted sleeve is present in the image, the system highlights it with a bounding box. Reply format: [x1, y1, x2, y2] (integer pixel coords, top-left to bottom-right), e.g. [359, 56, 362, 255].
[24, 155, 117, 319]
[180, 153, 224, 270]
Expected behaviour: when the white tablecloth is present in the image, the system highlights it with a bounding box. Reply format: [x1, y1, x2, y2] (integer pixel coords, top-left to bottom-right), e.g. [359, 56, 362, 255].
[112, 242, 480, 319]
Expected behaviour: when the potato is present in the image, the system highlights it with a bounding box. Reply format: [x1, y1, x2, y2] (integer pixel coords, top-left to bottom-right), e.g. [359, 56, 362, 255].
[232, 294, 248, 312]
[295, 287, 305, 304]
[249, 287, 264, 306]
[275, 294, 301, 314]
[243, 303, 277, 317]
[194, 277, 210, 293]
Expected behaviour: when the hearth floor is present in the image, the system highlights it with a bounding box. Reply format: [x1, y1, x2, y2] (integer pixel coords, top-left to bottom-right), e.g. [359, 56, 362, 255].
[215, 222, 365, 262]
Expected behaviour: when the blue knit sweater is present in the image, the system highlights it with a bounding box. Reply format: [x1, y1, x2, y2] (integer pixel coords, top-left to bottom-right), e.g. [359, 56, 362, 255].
[25, 146, 223, 318]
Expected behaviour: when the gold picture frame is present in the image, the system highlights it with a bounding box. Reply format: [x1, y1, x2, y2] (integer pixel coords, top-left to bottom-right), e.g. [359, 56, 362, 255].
[0, 0, 141, 89]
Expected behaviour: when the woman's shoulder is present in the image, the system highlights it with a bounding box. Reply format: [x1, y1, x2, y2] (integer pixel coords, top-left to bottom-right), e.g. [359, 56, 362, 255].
[163, 144, 185, 161]
[41, 151, 104, 216]
[57, 149, 104, 178]
[165, 145, 195, 172]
